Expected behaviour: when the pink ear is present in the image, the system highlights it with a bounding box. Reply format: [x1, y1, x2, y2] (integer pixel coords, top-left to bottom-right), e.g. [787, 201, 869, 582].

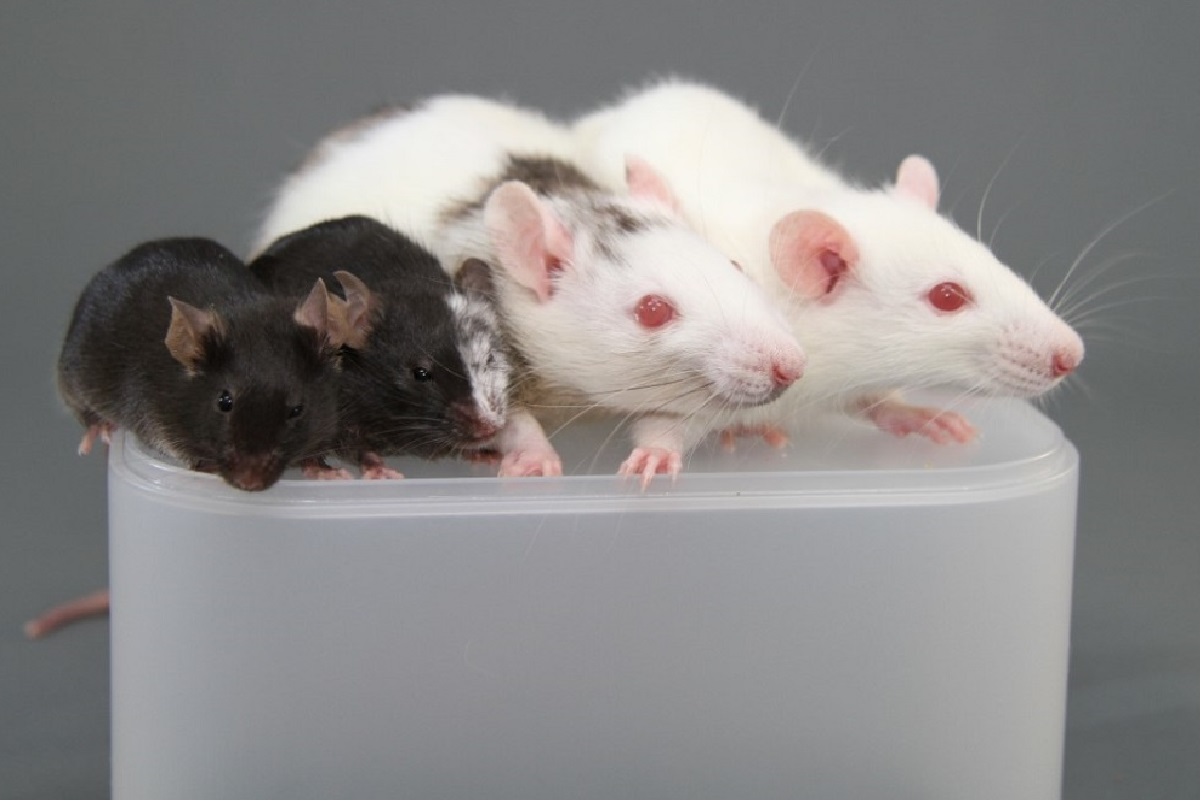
[624, 155, 681, 214]
[165, 297, 224, 373]
[894, 155, 940, 209]
[768, 210, 860, 300]
[484, 182, 574, 303]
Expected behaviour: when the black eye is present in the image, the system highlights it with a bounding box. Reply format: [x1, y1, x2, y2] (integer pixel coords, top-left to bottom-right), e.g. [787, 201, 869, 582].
[412, 366, 432, 382]
[217, 390, 233, 413]
[287, 404, 304, 420]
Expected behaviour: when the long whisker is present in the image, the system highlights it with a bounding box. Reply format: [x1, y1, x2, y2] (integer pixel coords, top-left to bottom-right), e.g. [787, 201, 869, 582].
[1048, 191, 1171, 308]
[775, 45, 823, 130]
[1052, 251, 1152, 313]
[977, 132, 1028, 242]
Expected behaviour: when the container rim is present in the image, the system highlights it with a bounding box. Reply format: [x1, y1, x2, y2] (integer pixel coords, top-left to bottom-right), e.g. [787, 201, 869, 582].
[107, 397, 1079, 517]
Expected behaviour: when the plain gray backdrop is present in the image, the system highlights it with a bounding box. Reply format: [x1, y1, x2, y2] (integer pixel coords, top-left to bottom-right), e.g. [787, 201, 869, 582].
[1, 1, 1196, 798]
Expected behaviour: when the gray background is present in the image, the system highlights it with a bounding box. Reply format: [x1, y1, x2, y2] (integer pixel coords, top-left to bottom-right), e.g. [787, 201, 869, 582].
[1, 1, 1195, 797]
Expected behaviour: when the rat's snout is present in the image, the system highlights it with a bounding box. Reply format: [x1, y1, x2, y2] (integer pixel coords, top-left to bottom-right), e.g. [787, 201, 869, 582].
[1048, 323, 1084, 380]
[1051, 345, 1082, 378]
[712, 338, 806, 408]
[771, 356, 804, 388]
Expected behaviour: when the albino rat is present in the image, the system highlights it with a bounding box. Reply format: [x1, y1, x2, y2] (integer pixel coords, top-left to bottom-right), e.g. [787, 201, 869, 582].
[253, 94, 806, 483]
[574, 79, 1084, 444]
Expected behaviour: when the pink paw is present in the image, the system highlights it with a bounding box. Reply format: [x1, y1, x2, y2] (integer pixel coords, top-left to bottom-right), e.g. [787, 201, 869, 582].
[619, 447, 683, 490]
[498, 449, 562, 478]
[868, 403, 977, 444]
[718, 424, 790, 452]
[77, 422, 117, 455]
[361, 465, 404, 480]
[359, 452, 403, 480]
[300, 457, 354, 480]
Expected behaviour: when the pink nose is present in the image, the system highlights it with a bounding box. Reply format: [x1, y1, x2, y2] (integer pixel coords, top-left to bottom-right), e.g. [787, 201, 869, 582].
[1051, 350, 1079, 378]
[771, 359, 804, 388]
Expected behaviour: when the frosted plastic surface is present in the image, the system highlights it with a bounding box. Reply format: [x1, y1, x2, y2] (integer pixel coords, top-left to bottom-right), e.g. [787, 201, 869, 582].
[110, 394, 1077, 798]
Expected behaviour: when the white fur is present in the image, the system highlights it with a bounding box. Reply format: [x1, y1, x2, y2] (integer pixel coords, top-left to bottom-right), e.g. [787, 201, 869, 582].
[254, 94, 807, 476]
[254, 96, 577, 254]
[573, 78, 1084, 433]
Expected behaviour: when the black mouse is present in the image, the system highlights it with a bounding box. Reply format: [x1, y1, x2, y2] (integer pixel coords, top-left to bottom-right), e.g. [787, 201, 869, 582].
[249, 216, 510, 478]
[58, 236, 350, 491]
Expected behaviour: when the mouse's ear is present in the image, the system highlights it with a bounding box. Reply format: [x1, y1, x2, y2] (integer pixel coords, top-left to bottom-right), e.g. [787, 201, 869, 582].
[165, 297, 225, 374]
[624, 155, 681, 214]
[330, 271, 376, 350]
[769, 210, 860, 300]
[894, 155, 940, 209]
[293, 278, 338, 344]
[455, 258, 497, 301]
[484, 181, 574, 303]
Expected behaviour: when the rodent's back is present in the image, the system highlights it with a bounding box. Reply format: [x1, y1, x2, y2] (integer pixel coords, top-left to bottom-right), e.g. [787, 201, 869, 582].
[58, 238, 254, 420]
[251, 215, 452, 297]
[573, 78, 844, 198]
[252, 96, 577, 255]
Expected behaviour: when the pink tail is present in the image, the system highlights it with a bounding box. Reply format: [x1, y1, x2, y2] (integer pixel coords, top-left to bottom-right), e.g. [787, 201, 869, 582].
[24, 588, 110, 639]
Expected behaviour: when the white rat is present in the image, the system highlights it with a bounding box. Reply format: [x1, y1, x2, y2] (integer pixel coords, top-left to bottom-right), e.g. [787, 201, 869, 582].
[254, 95, 807, 483]
[573, 78, 1084, 445]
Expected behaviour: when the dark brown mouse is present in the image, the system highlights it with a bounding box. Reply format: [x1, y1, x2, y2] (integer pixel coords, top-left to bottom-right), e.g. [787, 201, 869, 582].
[249, 215, 510, 478]
[57, 236, 351, 490]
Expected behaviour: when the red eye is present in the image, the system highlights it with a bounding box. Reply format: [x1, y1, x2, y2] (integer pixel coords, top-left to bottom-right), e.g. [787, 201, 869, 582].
[927, 281, 972, 313]
[634, 294, 677, 329]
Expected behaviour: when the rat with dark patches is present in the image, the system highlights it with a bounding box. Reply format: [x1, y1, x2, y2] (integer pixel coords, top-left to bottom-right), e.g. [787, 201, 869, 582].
[249, 215, 510, 478]
[253, 96, 807, 484]
[57, 236, 354, 490]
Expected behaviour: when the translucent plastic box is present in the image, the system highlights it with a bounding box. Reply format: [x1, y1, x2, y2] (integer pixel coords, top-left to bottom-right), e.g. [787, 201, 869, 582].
[110, 394, 1077, 798]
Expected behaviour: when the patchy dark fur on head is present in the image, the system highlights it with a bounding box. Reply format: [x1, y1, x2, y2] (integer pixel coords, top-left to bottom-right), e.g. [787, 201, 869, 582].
[249, 216, 510, 463]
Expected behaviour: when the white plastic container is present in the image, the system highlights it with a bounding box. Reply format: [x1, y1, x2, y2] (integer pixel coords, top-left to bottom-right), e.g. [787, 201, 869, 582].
[110, 394, 1077, 799]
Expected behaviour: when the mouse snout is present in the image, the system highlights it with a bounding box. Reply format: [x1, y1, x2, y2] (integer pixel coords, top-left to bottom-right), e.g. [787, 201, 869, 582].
[451, 402, 501, 443]
[222, 452, 285, 492]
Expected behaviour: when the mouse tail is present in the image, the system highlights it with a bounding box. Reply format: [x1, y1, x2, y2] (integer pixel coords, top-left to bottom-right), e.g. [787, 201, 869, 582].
[24, 588, 110, 639]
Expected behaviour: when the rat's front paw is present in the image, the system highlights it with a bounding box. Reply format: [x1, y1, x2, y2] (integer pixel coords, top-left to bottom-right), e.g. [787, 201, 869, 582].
[619, 447, 683, 490]
[867, 402, 977, 444]
[498, 448, 562, 478]
[718, 423, 790, 452]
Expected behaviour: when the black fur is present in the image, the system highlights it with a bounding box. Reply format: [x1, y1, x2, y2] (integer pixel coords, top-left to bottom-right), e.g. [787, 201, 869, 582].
[250, 216, 505, 464]
[57, 237, 343, 491]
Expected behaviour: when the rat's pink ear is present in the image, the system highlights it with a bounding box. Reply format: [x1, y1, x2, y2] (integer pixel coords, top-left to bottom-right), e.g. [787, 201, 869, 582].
[331, 270, 376, 350]
[624, 155, 681, 214]
[165, 297, 225, 373]
[484, 181, 574, 303]
[768, 210, 860, 300]
[894, 154, 940, 209]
